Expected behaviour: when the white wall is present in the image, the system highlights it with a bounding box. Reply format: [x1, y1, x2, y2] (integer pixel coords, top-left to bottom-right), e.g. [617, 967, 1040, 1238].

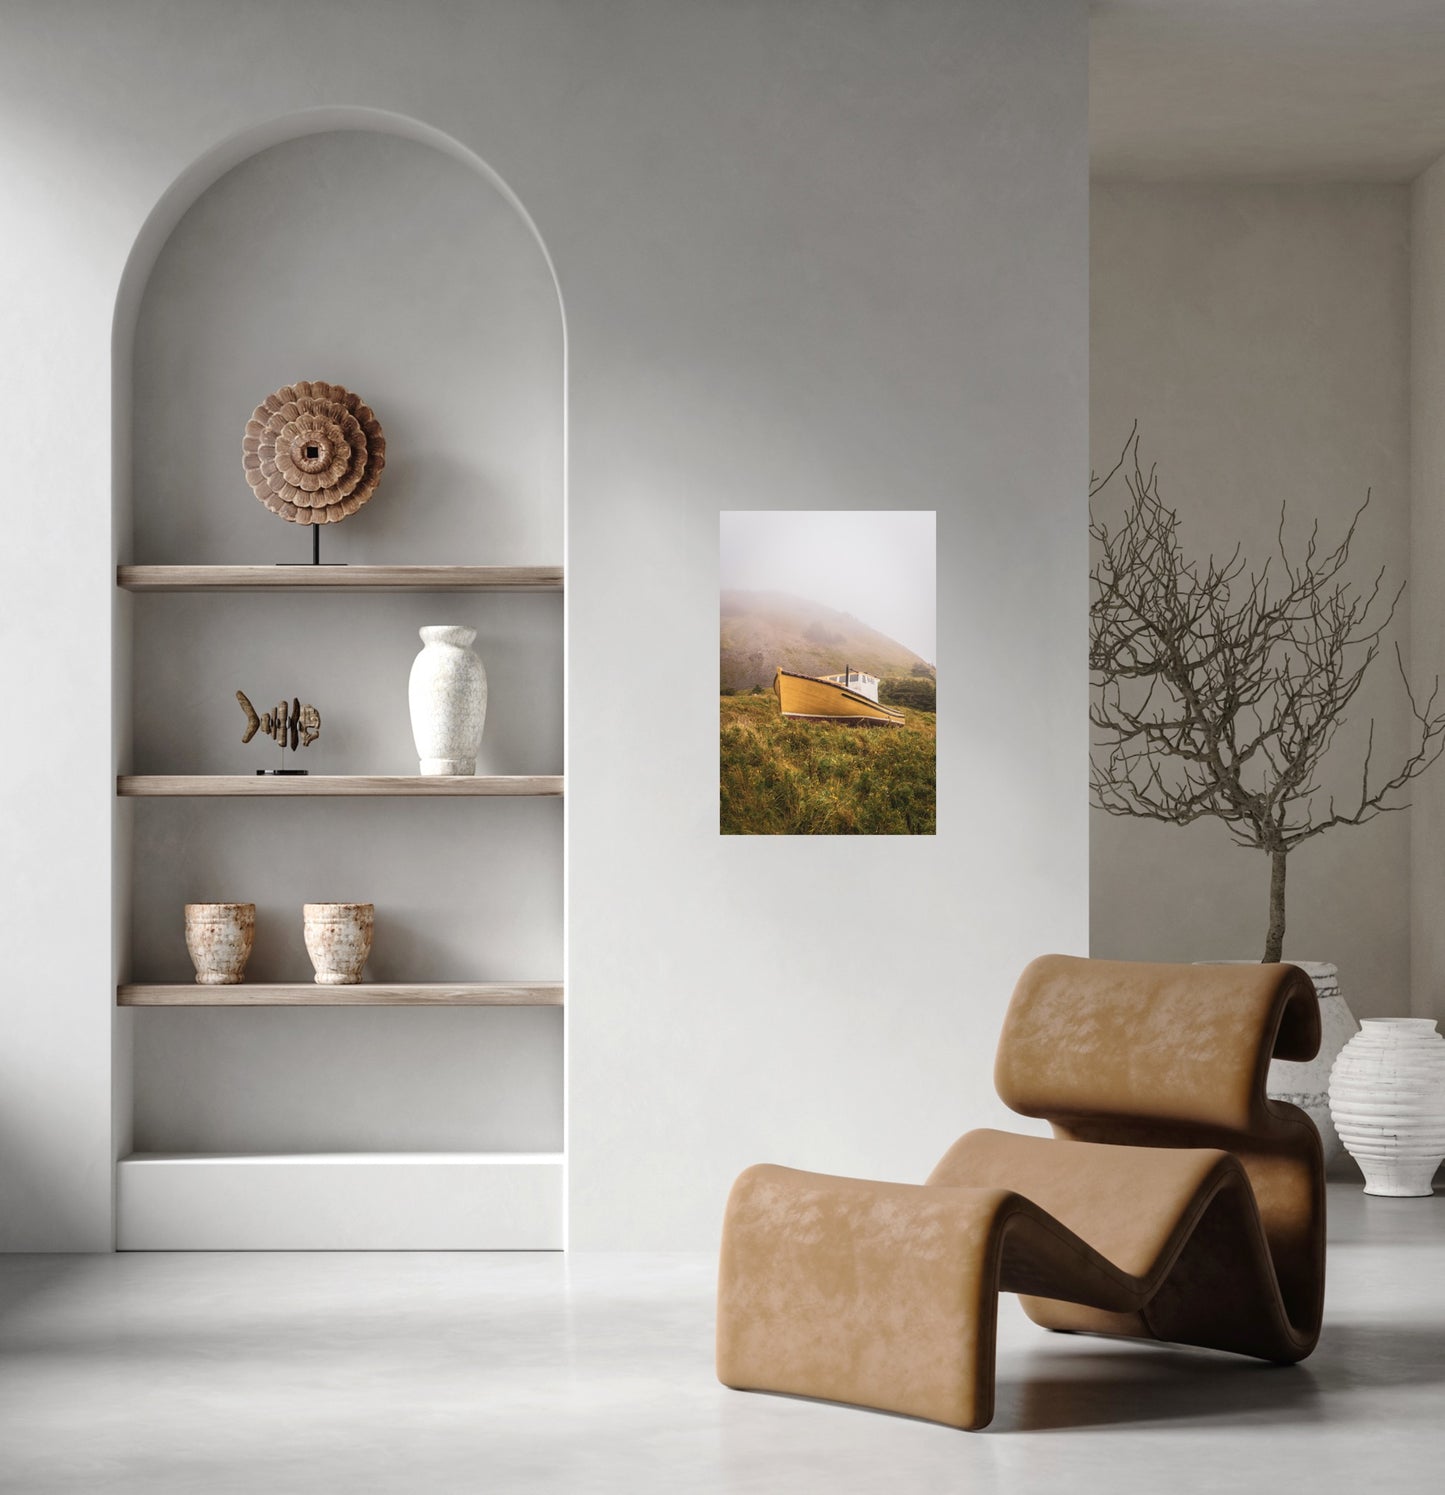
[1090, 185, 1413, 1015]
[1410, 158, 1445, 1024]
[0, 0, 1088, 1250]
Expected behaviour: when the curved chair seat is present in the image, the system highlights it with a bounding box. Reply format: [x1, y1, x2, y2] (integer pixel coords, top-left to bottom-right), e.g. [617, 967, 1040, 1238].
[717, 957, 1325, 1430]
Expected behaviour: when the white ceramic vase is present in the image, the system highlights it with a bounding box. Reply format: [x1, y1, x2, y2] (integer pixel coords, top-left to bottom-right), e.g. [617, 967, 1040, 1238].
[303, 903, 374, 986]
[1263, 962, 1358, 1166]
[1329, 1019, 1445, 1196]
[408, 625, 487, 776]
[1201, 960, 1358, 1165]
[184, 903, 255, 985]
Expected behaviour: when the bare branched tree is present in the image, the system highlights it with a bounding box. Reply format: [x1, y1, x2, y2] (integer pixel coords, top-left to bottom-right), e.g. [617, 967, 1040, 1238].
[1090, 426, 1445, 962]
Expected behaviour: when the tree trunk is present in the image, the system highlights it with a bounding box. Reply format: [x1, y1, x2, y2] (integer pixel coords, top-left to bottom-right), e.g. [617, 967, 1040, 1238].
[1264, 848, 1287, 963]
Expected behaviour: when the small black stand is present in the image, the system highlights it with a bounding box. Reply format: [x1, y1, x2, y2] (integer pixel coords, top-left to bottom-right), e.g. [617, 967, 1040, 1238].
[257, 769, 309, 776]
[278, 524, 346, 567]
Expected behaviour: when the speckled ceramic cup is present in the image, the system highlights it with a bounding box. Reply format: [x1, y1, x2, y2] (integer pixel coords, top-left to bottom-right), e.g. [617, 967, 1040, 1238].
[184, 903, 255, 985]
[303, 903, 374, 985]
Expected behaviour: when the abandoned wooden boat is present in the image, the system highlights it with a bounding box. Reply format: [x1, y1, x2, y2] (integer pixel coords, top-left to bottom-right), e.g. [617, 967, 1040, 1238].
[773, 667, 905, 726]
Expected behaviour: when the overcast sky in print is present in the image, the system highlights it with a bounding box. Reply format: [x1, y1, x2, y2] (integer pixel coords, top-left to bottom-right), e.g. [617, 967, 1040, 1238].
[720, 510, 936, 663]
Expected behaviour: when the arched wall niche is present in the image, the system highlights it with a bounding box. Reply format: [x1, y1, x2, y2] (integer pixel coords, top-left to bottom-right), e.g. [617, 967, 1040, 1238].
[115, 106, 566, 563]
[110, 110, 567, 1217]
[112, 105, 566, 443]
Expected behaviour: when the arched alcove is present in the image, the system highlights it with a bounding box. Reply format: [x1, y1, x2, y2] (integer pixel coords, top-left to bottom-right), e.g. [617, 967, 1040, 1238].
[112, 114, 567, 1247]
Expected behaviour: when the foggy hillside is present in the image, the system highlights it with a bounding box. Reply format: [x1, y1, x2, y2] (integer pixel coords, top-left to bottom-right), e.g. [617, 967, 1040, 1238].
[720, 590, 935, 691]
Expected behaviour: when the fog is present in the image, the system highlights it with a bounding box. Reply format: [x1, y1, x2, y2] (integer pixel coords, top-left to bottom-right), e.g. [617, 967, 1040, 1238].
[720, 510, 936, 664]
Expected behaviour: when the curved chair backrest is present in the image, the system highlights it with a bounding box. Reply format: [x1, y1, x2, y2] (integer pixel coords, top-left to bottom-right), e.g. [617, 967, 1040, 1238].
[993, 955, 1324, 1338]
[995, 955, 1320, 1133]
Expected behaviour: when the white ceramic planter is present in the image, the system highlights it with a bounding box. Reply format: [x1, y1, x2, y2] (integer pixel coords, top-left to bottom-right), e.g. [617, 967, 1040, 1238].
[1200, 960, 1358, 1165]
[1329, 1019, 1445, 1196]
[1263, 961, 1358, 1166]
[408, 625, 487, 776]
[184, 903, 255, 985]
[303, 903, 374, 986]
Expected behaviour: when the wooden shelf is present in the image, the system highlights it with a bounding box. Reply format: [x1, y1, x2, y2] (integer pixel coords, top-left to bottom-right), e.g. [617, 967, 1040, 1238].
[117, 564, 563, 593]
[117, 774, 563, 797]
[118, 982, 563, 1007]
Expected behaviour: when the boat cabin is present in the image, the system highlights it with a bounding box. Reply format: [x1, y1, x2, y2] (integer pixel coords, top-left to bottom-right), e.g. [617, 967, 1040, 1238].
[818, 669, 880, 703]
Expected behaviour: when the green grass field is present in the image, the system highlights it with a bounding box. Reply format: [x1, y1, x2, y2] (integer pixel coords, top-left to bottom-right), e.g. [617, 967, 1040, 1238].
[719, 693, 936, 835]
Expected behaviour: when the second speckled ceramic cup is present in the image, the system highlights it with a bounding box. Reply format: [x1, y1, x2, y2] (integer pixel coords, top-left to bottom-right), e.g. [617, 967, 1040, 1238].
[302, 903, 374, 985]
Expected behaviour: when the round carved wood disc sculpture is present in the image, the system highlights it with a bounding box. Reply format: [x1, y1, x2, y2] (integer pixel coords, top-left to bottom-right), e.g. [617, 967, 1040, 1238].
[243, 380, 386, 525]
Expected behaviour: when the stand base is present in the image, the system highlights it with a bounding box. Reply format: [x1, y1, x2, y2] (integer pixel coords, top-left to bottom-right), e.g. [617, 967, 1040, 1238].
[257, 769, 310, 776]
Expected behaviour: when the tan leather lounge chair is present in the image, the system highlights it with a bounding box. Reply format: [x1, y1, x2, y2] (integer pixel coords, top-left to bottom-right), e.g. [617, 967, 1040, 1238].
[716, 956, 1325, 1430]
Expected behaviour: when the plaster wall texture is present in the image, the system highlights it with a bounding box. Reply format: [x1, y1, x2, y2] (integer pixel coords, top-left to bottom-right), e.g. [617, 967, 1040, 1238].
[1090, 184, 1414, 1016]
[0, 0, 1088, 1250]
[1410, 157, 1445, 1024]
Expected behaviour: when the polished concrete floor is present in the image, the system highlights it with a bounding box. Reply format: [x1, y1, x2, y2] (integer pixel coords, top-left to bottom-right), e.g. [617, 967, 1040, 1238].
[1, 1183, 1442, 1493]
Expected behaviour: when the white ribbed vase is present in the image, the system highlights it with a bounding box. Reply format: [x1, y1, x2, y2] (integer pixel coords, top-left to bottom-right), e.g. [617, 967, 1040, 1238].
[1328, 1019, 1445, 1197]
[408, 625, 487, 776]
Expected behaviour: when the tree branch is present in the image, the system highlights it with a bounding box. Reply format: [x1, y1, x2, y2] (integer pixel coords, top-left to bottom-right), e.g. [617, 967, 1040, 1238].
[1089, 429, 1445, 955]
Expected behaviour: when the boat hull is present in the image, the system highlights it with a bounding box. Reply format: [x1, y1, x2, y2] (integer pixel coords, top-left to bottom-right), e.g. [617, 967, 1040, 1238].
[773, 669, 905, 726]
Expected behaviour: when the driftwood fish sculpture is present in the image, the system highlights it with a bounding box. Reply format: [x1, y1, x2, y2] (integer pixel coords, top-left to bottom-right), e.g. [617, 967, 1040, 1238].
[236, 691, 321, 753]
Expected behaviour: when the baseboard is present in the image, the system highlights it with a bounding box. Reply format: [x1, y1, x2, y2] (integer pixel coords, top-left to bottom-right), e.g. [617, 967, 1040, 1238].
[116, 1152, 564, 1249]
